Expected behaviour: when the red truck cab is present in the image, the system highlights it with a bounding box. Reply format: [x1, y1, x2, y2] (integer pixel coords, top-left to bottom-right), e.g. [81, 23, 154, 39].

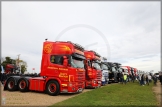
[122, 66, 131, 75]
[122, 66, 137, 81]
[84, 50, 102, 88]
[5, 64, 17, 74]
[4, 41, 86, 96]
[133, 68, 138, 76]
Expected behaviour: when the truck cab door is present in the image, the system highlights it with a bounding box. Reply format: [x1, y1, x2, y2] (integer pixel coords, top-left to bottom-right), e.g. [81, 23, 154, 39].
[86, 60, 93, 79]
[48, 55, 69, 81]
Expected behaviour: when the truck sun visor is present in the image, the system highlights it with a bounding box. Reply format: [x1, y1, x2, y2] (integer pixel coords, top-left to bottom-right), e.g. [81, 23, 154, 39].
[72, 53, 86, 60]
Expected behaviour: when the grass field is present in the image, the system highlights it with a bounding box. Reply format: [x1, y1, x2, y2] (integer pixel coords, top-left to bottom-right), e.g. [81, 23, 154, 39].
[51, 81, 158, 107]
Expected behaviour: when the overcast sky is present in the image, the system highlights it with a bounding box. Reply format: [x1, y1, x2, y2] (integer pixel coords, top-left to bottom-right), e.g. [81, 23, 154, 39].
[2, 1, 161, 73]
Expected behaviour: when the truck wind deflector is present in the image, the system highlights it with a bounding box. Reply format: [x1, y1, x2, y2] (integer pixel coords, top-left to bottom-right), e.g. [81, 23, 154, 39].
[67, 41, 84, 51]
[55, 41, 84, 51]
[90, 50, 101, 57]
[74, 43, 84, 51]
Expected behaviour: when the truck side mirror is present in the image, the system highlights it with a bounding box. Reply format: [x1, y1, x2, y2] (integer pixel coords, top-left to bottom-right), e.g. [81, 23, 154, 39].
[63, 56, 68, 66]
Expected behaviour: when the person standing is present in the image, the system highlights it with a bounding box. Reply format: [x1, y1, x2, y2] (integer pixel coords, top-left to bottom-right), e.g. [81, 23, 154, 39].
[119, 72, 124, 84]
[132, 75, 135, 83]
[0, 72, 2, 84]
[159, 72, 162, 85]
[129, 74, 132, 82]
[153, 74, 157, 85]
[146, 75, 149, 85]
[117, 72, 120, 83]
[138, 74, 141, 85]
[143, 74, 146, 85]
[123, 74, 127, 85]
[141, 74, 144, 86]
[148, 74, 152, 83]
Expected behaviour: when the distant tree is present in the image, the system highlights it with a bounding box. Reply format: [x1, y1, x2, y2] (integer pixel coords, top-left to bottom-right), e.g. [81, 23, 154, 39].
[19, 61, 27, 74]
[21, 65, 27, 74]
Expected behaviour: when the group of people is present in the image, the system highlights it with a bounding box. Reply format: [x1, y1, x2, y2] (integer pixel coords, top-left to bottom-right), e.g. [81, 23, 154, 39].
[137, 74, 151, 86]
[118, 72, 134, 84]
[117, 71, 161, 86]
[137, 73, 160, 86]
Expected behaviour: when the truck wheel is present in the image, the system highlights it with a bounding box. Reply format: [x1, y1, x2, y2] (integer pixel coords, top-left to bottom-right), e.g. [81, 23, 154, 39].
[18, 79, 29, 92]
[46, 80, 60, 96]
[7, 78, 17, 91]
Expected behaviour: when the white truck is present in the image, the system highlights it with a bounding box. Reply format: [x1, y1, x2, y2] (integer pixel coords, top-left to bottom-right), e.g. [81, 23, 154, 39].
[100, 57, 109, 85]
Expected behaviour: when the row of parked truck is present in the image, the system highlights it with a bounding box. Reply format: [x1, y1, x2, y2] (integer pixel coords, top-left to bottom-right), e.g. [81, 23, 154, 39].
[2, 40, 140, 96]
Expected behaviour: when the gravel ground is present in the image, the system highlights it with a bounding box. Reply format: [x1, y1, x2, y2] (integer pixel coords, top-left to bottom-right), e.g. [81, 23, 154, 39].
[152, 81, 162, 107]
[1, 84, 92, 106]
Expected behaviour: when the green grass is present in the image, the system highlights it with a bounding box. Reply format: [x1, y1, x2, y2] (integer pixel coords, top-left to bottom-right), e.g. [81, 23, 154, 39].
[51, 81, 159, 107]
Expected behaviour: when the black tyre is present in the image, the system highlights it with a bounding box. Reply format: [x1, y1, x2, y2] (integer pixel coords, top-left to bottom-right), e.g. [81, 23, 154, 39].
[7, 78, 17, 91]
[18, 79, 29, 92]
[46, 80, 60, 96]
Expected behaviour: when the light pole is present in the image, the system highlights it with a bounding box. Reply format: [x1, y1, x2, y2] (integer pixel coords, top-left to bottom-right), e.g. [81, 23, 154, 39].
[17, 54, 21, 73]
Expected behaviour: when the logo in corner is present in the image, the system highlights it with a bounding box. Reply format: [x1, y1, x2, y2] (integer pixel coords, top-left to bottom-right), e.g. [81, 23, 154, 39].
[44, 43, 53, 54]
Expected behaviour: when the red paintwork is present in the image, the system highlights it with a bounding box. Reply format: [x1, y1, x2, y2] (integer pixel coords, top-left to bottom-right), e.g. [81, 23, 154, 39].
[122, 66, 131, 75]
[29, 77, 45, 91]
[5, 64, 16, 74]
[84, 51, 102, 88]
[122, 66, 138, 76]
[133, 68, 138, 76]
[28, 41, 85, 93]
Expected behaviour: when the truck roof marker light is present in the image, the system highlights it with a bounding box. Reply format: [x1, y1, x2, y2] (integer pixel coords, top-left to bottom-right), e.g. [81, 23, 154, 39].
[43, 43, 53, 54]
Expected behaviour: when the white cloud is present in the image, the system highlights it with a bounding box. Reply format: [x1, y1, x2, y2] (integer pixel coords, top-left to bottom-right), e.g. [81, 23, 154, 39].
[2, 1, 161, 73]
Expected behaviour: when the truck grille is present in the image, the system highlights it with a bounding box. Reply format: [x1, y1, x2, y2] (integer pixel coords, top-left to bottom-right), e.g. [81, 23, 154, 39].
[76, 71, 85, 87]
[96, 71, 102, 81]
[76, 71, 85, 81]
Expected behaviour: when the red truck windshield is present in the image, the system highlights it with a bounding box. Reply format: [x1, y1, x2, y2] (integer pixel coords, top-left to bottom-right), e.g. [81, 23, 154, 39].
[92, 62, 101, 70]
[70, 56, 84, 69]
